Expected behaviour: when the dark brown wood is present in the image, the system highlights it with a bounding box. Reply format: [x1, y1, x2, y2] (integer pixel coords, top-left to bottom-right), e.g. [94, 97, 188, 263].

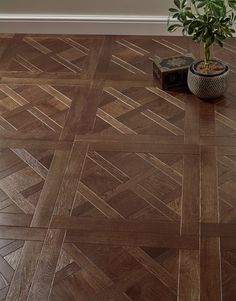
[0, 34, 235, 300]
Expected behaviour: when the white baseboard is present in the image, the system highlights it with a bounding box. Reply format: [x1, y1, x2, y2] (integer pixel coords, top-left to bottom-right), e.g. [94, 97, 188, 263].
[0, 14, 179, 35]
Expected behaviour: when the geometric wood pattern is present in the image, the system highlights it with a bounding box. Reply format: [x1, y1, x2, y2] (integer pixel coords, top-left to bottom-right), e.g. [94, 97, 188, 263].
[0, 34, 236, 300]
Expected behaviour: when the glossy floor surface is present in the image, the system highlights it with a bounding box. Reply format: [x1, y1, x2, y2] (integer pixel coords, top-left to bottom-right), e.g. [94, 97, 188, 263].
[0, 34, 236, 301]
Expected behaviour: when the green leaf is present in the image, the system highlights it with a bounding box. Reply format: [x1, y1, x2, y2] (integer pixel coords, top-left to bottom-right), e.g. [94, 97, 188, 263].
[216, 39, 223, 47]
[194, 30, 203, 39]
[197, 2, 205, 8]
[168, 24, 182, 32]
[216, 33, 225, 40]
[169, 8, 179, 12]
[205, 34, 215, 47]
[186, 11, 195, 18]
[167, 0, 236, 45]
[174, 0, 181, 8]
[173, 13, 179, 18]
[228, 0, 236, 9]
[183, 19, 192, 26]
[211, 3, 223, 18]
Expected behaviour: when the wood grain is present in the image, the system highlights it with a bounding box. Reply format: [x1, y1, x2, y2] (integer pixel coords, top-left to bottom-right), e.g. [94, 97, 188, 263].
[0, 34, 235, 300]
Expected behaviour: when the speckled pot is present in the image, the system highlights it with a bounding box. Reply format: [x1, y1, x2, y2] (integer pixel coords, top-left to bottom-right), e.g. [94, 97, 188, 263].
[187, 60, 229, 99]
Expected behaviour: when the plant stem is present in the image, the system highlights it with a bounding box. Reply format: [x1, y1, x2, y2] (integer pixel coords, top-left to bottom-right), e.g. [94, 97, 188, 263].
[204, 43, 210, 67]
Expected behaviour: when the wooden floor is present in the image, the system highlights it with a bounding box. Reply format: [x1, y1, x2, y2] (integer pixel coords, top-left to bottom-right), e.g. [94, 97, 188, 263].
[0, 34, 236, 301]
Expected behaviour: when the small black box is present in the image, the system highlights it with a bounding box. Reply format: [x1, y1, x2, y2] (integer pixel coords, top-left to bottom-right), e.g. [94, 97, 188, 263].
[153, 54, 195, 90]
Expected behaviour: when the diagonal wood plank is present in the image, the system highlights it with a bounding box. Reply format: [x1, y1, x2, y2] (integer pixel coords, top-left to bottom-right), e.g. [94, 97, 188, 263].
[0, 34, 236, 301]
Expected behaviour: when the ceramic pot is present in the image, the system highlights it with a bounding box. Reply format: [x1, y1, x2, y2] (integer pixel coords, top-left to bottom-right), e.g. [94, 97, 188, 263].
[187, 60, 229, 99]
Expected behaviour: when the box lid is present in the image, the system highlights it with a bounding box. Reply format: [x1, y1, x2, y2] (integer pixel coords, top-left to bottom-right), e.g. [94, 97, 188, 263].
[153, 53, 195, 72]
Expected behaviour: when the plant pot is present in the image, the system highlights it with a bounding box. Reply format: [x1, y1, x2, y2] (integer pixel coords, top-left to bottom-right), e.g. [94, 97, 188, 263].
[187, 60, 229, 99]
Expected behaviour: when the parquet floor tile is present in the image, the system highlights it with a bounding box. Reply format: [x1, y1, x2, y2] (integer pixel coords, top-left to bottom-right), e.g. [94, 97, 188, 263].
[0, 34, 235, 300]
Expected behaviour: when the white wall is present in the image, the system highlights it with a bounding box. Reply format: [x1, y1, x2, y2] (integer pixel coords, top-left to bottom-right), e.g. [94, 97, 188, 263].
[0, 0, 176, 34]
[0, 0, 172, 16]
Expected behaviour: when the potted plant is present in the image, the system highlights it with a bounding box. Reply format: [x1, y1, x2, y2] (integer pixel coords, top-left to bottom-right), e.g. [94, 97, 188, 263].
[168, 0, 236, 99]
